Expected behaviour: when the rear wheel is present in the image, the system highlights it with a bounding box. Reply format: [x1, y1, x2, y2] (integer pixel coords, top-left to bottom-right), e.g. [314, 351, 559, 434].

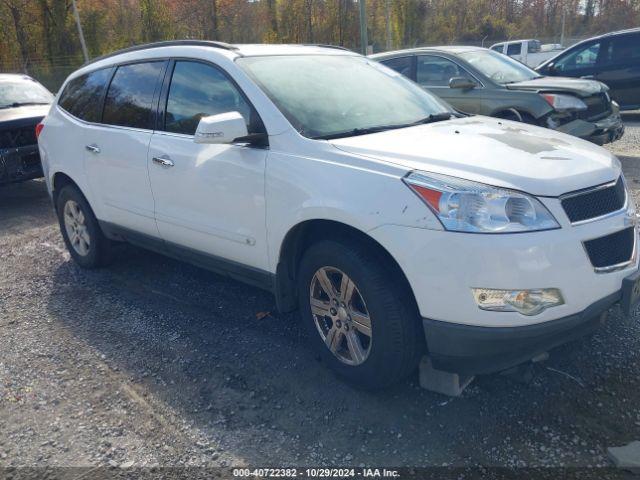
[56, 185, 111, 268]
[297, 240, 423, 389]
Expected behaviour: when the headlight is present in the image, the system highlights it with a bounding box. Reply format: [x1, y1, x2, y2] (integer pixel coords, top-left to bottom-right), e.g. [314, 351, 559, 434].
[541, 93, 587, 112]
[404, 171, 560, 233]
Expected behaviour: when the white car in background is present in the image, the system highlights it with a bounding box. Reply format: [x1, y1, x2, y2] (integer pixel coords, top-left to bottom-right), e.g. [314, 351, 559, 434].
[491, 39, 565, 67]
[37, 41, 639, 389]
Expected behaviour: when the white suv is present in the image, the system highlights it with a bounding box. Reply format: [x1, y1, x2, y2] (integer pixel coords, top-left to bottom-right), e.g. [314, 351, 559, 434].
[38, 41, 639, 389]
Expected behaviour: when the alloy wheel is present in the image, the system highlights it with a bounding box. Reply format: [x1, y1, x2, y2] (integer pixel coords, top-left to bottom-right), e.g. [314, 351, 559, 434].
[63, 200, 91, 256]
[309, 266, 372, 366]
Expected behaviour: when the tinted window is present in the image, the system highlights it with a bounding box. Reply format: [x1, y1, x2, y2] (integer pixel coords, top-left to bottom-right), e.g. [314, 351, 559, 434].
[165, 61, 252, 135]
[102, 62, 165, 129]
[380, 56, 413, 77]
[491, 45, 503, 52]
[416, 55, 475, 87]
[603, 34, 640, 64]
[507, 43, 522, 55]
[59, 69, 111, 122]
[555, 42, 600, 71]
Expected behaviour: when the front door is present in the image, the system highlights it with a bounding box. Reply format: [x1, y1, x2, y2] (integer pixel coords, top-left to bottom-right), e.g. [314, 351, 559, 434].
[84, 60, 167, 237]
[416, 55, 484, 114]
[147, 60, 270, 271]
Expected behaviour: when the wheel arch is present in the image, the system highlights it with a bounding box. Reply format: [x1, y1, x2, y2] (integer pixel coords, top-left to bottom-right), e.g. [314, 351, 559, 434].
[51, 172, 81, 208]
[274, 219, 419, 319]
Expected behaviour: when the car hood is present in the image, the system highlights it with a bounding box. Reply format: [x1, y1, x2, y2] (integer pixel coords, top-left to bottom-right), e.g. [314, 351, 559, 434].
[329, 116, 620, 197]
[505, 76, 607, 97]
[0, 104, 50, 125]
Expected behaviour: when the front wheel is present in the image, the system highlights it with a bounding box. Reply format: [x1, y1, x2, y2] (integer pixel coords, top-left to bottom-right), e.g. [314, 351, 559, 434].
[297, 240, 424, 389]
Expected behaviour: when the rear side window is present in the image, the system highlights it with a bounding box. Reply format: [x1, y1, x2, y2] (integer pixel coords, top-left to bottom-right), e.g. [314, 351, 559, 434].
[380, 56, 413, 78]
[164, 61, 252, 135]
[58, 68, 111, 122]
[604, 33, 640, 64]
[528, 40, 541, 53]
[102, 62, 165, 129]
[507, 43, 522, 56]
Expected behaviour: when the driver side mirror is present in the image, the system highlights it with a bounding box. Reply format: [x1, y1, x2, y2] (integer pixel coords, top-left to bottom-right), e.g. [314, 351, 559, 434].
[449, 77, 476, 90]
[194, 111, 248, 144]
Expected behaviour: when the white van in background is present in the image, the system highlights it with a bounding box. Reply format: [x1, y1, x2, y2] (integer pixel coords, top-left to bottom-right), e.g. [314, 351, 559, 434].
[491, 39, 564, 67]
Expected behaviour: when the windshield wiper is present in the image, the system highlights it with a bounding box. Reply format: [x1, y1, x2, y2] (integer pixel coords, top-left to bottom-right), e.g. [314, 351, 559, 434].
[314, 112, 455, 140]
[408, 112, 455, 125]
[0, 101, 49, 110]
[314, 123, 411, 140]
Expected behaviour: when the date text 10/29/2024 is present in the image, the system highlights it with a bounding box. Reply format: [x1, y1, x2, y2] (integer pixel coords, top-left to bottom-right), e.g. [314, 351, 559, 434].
[233, 468, 401, 478]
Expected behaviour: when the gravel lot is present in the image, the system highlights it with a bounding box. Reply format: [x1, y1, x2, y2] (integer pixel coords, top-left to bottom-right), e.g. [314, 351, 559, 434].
[1, 115, 639, 478]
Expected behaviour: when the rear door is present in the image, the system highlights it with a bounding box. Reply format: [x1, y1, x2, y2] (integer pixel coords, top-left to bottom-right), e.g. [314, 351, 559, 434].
[83, 61, 167, 237]
[593, 32, 640, 109]
[415, 54, 484, 114]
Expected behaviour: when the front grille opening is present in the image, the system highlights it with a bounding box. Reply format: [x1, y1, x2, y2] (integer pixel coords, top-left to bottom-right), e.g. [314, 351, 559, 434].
[561, 177, 626, 223]
[0, 126, 38, 150]
[577, 93, 611, 121]
[583, 227, 635, 270]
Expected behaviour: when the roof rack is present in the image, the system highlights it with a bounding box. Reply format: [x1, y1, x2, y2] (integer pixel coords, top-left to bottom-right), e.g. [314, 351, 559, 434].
[84, 40, 239, 66]
[302, 44, 352, 52]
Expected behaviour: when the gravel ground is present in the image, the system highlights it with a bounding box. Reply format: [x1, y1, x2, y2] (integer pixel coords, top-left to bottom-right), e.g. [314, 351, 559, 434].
[0, 115, 639, 478]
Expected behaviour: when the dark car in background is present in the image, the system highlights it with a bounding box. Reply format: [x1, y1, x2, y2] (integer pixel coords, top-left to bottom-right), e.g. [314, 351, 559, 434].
[0, 74, 53, 185]
[371, 47, 624, 145]
[536, 28, 640, 111]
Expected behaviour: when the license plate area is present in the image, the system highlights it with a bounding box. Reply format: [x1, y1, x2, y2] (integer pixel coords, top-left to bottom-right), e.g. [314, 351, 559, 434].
[621, 269, 640, 316]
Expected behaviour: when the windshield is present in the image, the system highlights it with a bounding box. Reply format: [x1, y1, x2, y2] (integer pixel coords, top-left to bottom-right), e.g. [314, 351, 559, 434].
[458, 50, 540, 84]
[0, 79, 53, 109]
[237, 55, 453, 139]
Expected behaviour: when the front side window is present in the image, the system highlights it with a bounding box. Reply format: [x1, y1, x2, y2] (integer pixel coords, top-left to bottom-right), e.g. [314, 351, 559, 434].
[380, 56, 413, 77]
[1, 78, 53, 109]
[165, 61, 252, 135]
[58, 69, 111, 122]
[458, 50, 539, 84]
[555, 42, 601, 71]
[491, 45, 503, 52]
[416, 55, 475, 87]
[507, 43, 522, 56]
[237, 55, 452, 139]
[102, 62, 165, 129]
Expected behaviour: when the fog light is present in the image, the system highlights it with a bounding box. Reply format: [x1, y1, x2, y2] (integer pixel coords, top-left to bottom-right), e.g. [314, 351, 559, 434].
[472, 288, 564, 316]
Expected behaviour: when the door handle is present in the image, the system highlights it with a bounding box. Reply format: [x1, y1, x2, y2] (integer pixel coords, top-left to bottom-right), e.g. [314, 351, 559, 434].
[581, 75, 595, 79]
[152, 156, 174, 167]
[85, 144, 100, 154]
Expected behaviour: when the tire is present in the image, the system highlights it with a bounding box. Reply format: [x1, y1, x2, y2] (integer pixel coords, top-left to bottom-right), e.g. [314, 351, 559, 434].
[56, 184, 112, 268]
[497, 109, 538, 125]
[297, 240, 424, 389]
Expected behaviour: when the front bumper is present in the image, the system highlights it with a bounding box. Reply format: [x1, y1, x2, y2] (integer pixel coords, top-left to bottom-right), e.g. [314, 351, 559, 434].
[554, 111, 624, 145]
[368, 198, 638, 374]
[0, 144, 43, 185]
[423, 290, 620, 374]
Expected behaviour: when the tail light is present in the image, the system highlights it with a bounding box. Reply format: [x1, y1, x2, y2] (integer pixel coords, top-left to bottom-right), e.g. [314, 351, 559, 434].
[35, 122, 44, 139]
